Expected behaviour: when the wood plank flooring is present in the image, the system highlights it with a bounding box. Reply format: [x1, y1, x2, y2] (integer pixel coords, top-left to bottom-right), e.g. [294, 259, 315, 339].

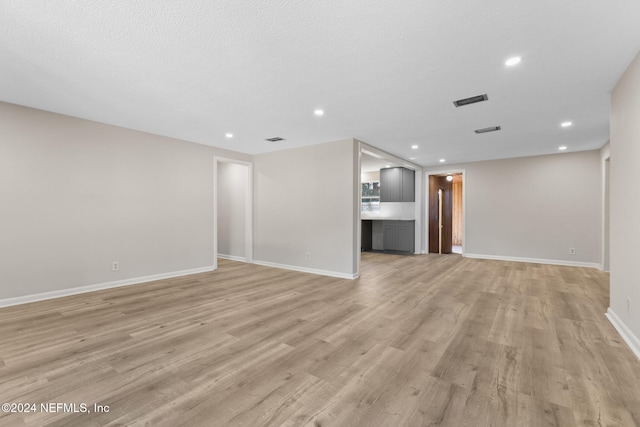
[1, 253, 639, 426]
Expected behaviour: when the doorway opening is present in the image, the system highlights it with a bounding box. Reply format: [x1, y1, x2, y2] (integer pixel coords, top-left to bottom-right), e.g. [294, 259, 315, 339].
[358, 143, 421, 273]
[213, 157, 253, 270]
[428, 172, 463, 254]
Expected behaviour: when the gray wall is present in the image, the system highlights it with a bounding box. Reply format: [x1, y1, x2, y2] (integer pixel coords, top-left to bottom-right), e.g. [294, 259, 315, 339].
[426, 150, 602, 265]
[0, 101, 250, 300]
[610, 51, 640, 345]
[217, 161, 248, 259]
[253, 139, 358, 277]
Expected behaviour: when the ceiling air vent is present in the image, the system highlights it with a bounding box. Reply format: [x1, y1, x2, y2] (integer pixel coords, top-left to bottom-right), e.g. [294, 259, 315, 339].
[265, 137, 285, 142]
[453, 93, 488, 107]
[474, 126, 501, 134]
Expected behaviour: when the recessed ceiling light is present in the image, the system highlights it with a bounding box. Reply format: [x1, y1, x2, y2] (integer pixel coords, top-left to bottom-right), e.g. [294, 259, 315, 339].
[559, 146, 568, 151]
[385, 164, 391, 168]
[439, 159, 446, 163]
[314, 109, 324, 116]
[411, 145, 419, 149]
[505, 56, 522, 66]
[409, 157, 416, 160]
[561, 121, 572, 127]
[446, 175, 453, 182]
[225, 133, 233, 138]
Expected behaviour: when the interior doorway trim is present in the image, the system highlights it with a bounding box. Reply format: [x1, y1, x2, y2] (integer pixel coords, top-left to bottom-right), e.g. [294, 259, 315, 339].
[601, 145, 611, 272]
[357, 141, 423, 264]
[426, 169, 466, 255]
[213, 157, 253, 270]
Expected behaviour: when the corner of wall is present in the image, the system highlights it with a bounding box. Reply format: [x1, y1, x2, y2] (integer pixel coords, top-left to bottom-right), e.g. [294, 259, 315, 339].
[609, 50, 640, 358]
[606, 307, 640, 361]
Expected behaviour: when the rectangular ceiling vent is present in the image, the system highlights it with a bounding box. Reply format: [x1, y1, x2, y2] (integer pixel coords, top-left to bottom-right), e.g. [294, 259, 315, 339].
[265, 137, 285, 142]
[453, 94, 488, 107]
[474, 126, 501, 134]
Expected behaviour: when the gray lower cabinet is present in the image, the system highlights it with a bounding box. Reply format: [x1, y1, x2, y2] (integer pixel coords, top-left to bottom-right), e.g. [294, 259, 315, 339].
[383, 220, 415, 254]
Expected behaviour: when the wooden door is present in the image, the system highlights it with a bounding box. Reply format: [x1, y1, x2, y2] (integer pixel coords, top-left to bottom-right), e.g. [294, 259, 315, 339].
[441, 179, 452, 253]
[428, 175, 453, 254]
[428, 176, 440, 253]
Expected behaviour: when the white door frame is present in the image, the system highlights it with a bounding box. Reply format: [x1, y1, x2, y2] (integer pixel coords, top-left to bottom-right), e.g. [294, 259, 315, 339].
[213, 157, 253, 270]
[601, 145, 611, 272]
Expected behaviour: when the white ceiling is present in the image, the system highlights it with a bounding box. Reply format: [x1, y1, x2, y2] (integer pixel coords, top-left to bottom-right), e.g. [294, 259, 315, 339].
[1, 1, 639, 166]
[361, 153, 400, 174]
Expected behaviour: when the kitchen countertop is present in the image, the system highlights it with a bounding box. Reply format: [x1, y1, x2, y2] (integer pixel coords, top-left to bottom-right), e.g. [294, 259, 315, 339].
[361, 216, 415, 221]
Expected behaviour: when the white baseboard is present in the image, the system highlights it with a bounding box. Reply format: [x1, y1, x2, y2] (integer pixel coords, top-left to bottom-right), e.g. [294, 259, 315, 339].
[252, 260, 358, 280]
[218, 254, 248, 262]
[0, 266, 216, 308]
[463, 253, 602, 269]
[606, 308, 640, 361]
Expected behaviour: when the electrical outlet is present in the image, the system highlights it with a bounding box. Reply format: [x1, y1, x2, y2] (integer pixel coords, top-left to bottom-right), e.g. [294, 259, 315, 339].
[569, 248, 576, 255]
[305, 252, 311, 260]
[112, 261, 119, 271]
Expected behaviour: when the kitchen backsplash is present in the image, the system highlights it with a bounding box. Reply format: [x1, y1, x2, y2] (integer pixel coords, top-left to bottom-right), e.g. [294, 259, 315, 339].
[362, 202, 416, 220]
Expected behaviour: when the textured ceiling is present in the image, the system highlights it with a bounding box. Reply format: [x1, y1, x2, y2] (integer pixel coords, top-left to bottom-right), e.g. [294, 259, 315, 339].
[1, 1, 639, 165]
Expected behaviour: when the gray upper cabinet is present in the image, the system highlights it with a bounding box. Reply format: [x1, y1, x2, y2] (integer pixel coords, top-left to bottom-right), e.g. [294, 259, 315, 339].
[401, 168, 415, 202]
[380, 167, 415, 202]
[380, 167, 400, 202]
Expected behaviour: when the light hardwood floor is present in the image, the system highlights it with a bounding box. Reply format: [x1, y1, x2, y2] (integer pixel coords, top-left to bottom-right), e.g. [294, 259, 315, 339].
[1, 253, 639, 426]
